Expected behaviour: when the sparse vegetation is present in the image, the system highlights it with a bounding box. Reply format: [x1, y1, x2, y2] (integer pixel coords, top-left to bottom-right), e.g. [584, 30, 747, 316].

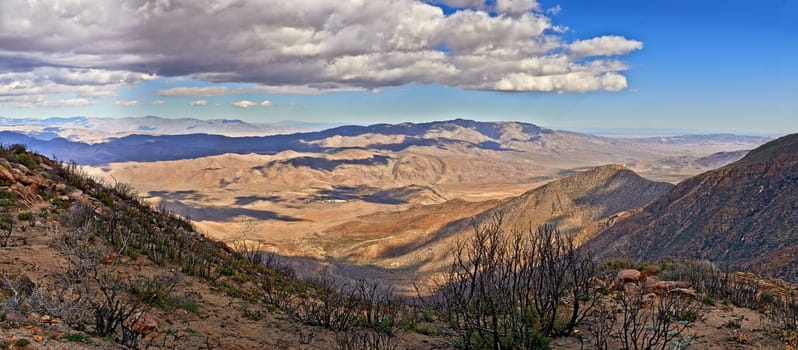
[1, 141, 796, 349]
[436, 212, 595, 349]
[62, 332, 92, 343]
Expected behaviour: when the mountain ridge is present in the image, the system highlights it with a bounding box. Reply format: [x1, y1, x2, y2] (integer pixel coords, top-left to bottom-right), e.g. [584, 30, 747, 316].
[317, 164, 673, 281]
[1, 119, 769, 167]
[588, 133, 798, 282]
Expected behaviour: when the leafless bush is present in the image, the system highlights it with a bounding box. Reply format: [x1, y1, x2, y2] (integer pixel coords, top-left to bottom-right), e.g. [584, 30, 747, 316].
[296, 276, 359, 331]
[439, 212, 596, 349]
[229, 237, 266, 266]
[0, 212, 14, 247]
[585, 299, 617, 350]
[334, 329, 398, 350]
[262, 251, 295, 277]
[27, 279, 91, 328]
[615, 286, 697, 350]
[657, 260, 729, 298]
[0, 271, 34, 315]
[354, 278, 400, 334]
[143, 329, 183, 350]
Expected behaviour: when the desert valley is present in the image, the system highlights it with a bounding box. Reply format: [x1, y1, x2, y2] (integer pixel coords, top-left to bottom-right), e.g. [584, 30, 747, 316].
[2, 117, 797, 349]
[1, 0, 796, 349]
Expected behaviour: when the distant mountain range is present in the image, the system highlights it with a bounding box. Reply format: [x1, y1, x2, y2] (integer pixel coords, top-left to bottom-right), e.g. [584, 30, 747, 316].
[588, 133, 798, 282]
[0, 118, 770, 167]
[0, 116, 324, 143]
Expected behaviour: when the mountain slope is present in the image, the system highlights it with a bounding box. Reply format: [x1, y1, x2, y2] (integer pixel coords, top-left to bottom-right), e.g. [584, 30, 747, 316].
[588, 133, 798, 282]
[320, 164, 673, 280]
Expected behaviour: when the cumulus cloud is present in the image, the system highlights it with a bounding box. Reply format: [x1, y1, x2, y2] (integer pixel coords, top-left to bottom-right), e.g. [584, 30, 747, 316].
[52, 98, 93, 107]
[495, 0, 540, 15]
[231, 100, 273, 108]
[0, 0, 643, 98]
[569, 35, 643, 57]
[152, 99, 166, 105]
[231, 100, 256, 108]
[155, 86, 246, 97]
[189, 100, 209, 107]
[114, 100, 140, 107]
[0, 96, 94, 108]
[0, 67, 154, 106]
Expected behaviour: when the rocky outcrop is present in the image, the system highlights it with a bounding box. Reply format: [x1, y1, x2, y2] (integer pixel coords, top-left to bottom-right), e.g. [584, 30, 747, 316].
[609, 269, 698, 299]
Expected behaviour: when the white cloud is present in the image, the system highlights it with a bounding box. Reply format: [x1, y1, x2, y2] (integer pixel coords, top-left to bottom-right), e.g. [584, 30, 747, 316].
[156, 86, 246, 97]
[0, 96, 94, 108]
[231, 100, 257, 108]
[152, 99, 166, 105]
[569, 35, 643, 57]
[434, 0, 486, 9]
[495, 0, 540, 15]
[230, 100, 272, 108]
[189, 100, 209, 106]
[495, 71, 628, 92]
[0, 67, 153, 107]
[114, 100, 140, 107]
[0, 0, 643, 95]
[52, 98, 93, 107]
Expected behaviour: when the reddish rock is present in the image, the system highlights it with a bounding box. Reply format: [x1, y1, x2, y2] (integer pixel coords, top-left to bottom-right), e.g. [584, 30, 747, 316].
[617, 269, 642, 283]
[644, 280, 693, 295]
[29, 182, 40, 195]
[127, 312, 160, 334]
[0, 164, 15, 184]
[589, 277, 606, 291]
[624, 282, 641, 295]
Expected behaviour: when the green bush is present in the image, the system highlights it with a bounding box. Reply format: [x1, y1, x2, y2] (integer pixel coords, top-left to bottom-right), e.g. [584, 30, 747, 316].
[16, 153, 38, 170]
[677, 310, 700, 323]
[62, 332, 92, 343]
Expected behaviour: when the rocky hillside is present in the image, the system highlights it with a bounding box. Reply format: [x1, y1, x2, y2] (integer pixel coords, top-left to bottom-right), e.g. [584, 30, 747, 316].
[2, 144, 796, 350]
[0, 144, 449, 349]
[319, 164, 673, 282]
[589, 133, 798, 282]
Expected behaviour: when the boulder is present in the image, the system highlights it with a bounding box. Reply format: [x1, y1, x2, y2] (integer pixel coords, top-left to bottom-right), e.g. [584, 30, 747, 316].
[644, 280, 693, 295]
[10, 167, 24, 180]
[617, 269, 642, 283]
[0, 163, 15, 184]
[127, 312, 161, 334]
[624, 282, 641, 295]
[588, 277, 607, 292]
[17, 175, 37, 186]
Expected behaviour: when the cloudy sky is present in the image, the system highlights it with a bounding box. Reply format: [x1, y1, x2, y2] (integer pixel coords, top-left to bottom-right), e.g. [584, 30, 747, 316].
[0, 0, 796, 134]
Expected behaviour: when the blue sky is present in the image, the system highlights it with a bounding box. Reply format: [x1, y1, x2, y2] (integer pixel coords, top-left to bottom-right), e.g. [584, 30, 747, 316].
[0, 0, 795, 135]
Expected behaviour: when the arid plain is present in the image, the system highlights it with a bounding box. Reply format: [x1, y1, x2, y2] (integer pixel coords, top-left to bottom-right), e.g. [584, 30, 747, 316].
[83, 120, 767, 291]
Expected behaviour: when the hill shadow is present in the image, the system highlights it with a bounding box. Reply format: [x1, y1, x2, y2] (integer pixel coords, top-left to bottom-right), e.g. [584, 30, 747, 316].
[160, 200, 305, 222]
[147, 190, 208, 201]
[234, 195, 285, 205]
[262, 155, 392, 172]
[310, 185, 412, 205]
